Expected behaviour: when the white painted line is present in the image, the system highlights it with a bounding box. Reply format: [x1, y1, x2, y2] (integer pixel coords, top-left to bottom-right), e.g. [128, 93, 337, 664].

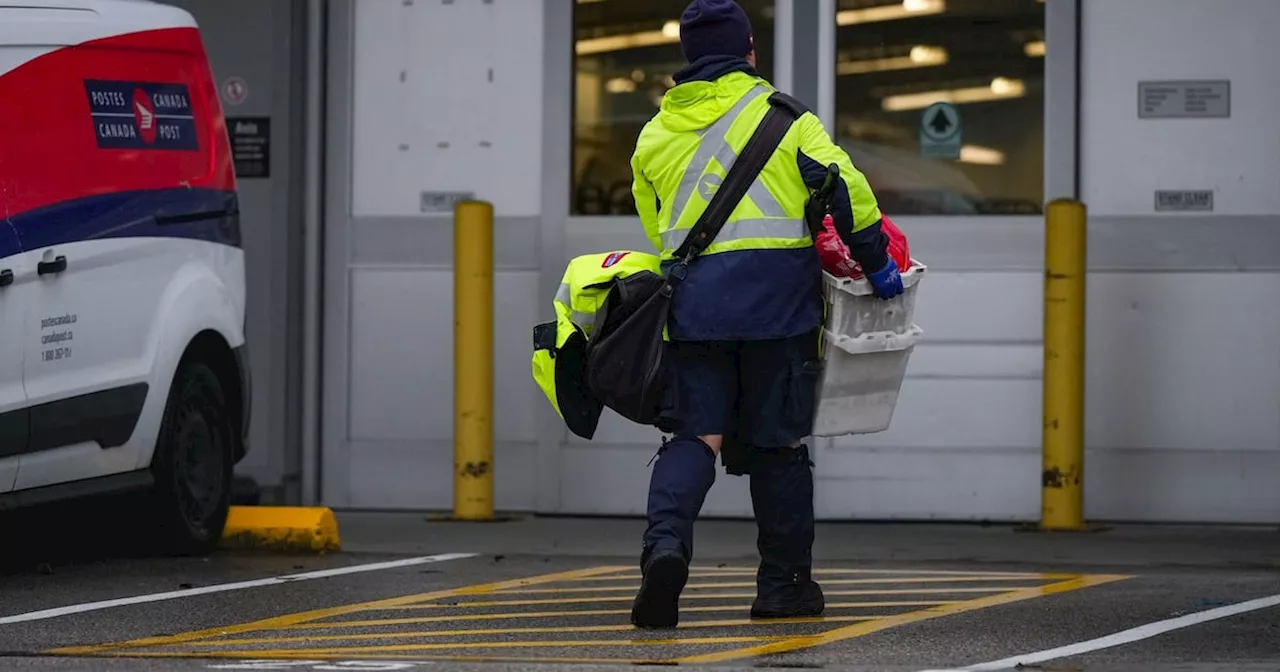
[918, 592, 1280, 672]
[0, 552, 476, 626]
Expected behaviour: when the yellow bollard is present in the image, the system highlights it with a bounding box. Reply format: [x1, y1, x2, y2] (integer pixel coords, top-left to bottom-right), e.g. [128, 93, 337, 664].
[453, 199, 494, 520]
[1040, 199, 1087, 531]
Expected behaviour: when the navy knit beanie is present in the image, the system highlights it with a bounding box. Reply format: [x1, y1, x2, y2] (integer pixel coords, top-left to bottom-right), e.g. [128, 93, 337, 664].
[679, 0, 754, 63]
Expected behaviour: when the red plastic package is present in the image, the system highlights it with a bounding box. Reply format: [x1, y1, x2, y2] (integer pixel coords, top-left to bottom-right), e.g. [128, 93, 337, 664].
[816, 213, 911, 279]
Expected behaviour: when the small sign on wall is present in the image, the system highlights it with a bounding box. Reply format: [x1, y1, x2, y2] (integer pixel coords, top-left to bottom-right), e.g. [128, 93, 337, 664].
[1138, 80, 1230, 118]
[1155, 189, 1214, 212]
[420, 190, 475, 213]
[222, 76, 249, 106]
[918, 101, 962, 159]
[227, 116, 270, 179]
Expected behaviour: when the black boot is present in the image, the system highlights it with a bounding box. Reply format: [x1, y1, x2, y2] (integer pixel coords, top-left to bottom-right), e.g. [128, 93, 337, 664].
[748, 444, 824, 619]
[631, 437, 717, 628]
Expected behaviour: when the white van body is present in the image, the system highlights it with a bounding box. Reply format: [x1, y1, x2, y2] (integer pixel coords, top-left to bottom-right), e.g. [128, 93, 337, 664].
[0, 0, 249, 554]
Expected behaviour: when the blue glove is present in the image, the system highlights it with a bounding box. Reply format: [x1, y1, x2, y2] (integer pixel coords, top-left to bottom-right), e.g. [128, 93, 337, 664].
[866, 258, 904, 300]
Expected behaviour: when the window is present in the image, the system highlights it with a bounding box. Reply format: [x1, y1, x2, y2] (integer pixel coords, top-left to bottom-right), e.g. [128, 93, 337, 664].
[833, 0, 1046, 215]
[572, 0, 776, 216]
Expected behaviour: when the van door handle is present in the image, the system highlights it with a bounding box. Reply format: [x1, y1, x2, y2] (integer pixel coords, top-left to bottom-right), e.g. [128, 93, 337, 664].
[0, 269, 12, 287]
[37, 256, 67, 275]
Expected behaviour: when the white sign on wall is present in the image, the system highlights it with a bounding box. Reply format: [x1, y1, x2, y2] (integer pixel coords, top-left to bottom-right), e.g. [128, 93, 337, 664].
[420, 191, 475, 213]
[1154, 189, 1214, 212]
[1138, 80, 1230, 118]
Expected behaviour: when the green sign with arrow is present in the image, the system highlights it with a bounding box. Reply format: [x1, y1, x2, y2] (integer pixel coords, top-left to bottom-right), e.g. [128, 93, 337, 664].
[919, 101, 961, 159]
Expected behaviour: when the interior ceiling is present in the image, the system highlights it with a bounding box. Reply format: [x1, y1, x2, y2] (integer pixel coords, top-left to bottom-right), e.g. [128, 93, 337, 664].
[574, 0, 1045, 95]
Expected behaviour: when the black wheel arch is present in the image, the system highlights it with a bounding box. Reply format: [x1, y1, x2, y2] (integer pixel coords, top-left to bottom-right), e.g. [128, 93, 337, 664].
[177, 330, 250, 465]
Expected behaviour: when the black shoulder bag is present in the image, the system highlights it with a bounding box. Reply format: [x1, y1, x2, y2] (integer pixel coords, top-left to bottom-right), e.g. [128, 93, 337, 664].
[584, 92, 804, 428]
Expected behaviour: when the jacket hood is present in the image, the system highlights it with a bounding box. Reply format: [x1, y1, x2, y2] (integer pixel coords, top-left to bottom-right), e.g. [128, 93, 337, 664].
[658, 62, 771, 133]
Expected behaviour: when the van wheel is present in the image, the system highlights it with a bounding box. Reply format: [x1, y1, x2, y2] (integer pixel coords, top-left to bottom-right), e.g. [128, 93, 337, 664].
[147, 358, 234, 556]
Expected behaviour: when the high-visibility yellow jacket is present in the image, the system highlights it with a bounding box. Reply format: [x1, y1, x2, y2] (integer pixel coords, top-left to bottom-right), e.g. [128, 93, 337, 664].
[630, 60, 888, 341]
[531, 250, 664, 439]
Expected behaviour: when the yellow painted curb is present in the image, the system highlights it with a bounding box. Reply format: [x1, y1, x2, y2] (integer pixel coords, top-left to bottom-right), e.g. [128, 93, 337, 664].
[219, 506, 341, 553]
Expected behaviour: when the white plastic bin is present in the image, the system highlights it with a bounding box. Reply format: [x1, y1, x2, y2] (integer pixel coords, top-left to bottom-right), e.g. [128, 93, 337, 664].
[812, 325, 923, 437]
[821, 262, 926, 340]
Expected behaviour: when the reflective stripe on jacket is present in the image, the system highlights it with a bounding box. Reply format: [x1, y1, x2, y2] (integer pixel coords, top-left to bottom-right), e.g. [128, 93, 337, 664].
[531, 250, 663, 439]
[630, 57, 889, 341]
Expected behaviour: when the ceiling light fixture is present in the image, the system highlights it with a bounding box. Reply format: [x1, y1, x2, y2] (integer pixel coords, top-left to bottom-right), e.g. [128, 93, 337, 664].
[838, 45, 948, 75]
[837, 0, 945, 26]
[880, 77, 1026, 111]
[958, 144, 1006, 165]
[576, 26, 679, 55]
[605, 77, 637, 93]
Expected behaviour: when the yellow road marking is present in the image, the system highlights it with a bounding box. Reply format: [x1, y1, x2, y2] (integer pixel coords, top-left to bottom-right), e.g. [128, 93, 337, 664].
[671, 573, 1132, 664]
[179, 615, 878, 646]
[279, 602, 954, 629]
[91, 651, 672, 664]
[43, 565, 630, 656]
[45, 565, 1130, 666]
[689, 566, 1054, 575]
[362, 654, 668, 664]
[388, 587, 1023, 608]
[492, 576, 1070, 593]
[581, 569, 1059, 580]
[120, 635, 787, 655]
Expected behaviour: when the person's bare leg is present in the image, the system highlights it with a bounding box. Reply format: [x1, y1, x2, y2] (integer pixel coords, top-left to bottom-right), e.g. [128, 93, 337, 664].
[633, 339, 729, 629]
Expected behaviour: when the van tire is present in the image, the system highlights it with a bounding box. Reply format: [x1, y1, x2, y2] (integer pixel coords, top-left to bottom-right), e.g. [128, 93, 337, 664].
[146, 358, 235, 556]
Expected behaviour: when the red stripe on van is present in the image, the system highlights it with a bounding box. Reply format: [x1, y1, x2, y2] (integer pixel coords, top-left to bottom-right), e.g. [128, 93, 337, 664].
[0, 27, 235, 221]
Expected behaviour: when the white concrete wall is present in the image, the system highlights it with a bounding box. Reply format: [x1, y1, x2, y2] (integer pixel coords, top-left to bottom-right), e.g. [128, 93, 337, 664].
[351, 1, 543, 218]
[1076, 0, 1280, 523]
[815, 269, 1046, 522]
[327, 0, 547, 510]
[1080, 0, 1280, 217]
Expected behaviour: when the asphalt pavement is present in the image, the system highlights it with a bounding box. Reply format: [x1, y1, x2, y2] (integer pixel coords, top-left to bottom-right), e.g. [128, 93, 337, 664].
[0, 507, 1277, 671]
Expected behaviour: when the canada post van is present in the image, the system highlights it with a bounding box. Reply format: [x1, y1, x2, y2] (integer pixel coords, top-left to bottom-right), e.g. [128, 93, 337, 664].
[0, 0, 249, 554]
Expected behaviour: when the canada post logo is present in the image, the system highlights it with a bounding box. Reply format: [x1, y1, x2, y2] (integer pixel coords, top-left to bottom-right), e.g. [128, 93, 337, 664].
[83, 79, 198, 151]
[602, 251, 630, 268]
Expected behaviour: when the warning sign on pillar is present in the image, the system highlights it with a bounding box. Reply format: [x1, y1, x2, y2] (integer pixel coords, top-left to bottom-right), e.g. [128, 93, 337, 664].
[221, 76, 248, 106]
[918, 101, 961, 160]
